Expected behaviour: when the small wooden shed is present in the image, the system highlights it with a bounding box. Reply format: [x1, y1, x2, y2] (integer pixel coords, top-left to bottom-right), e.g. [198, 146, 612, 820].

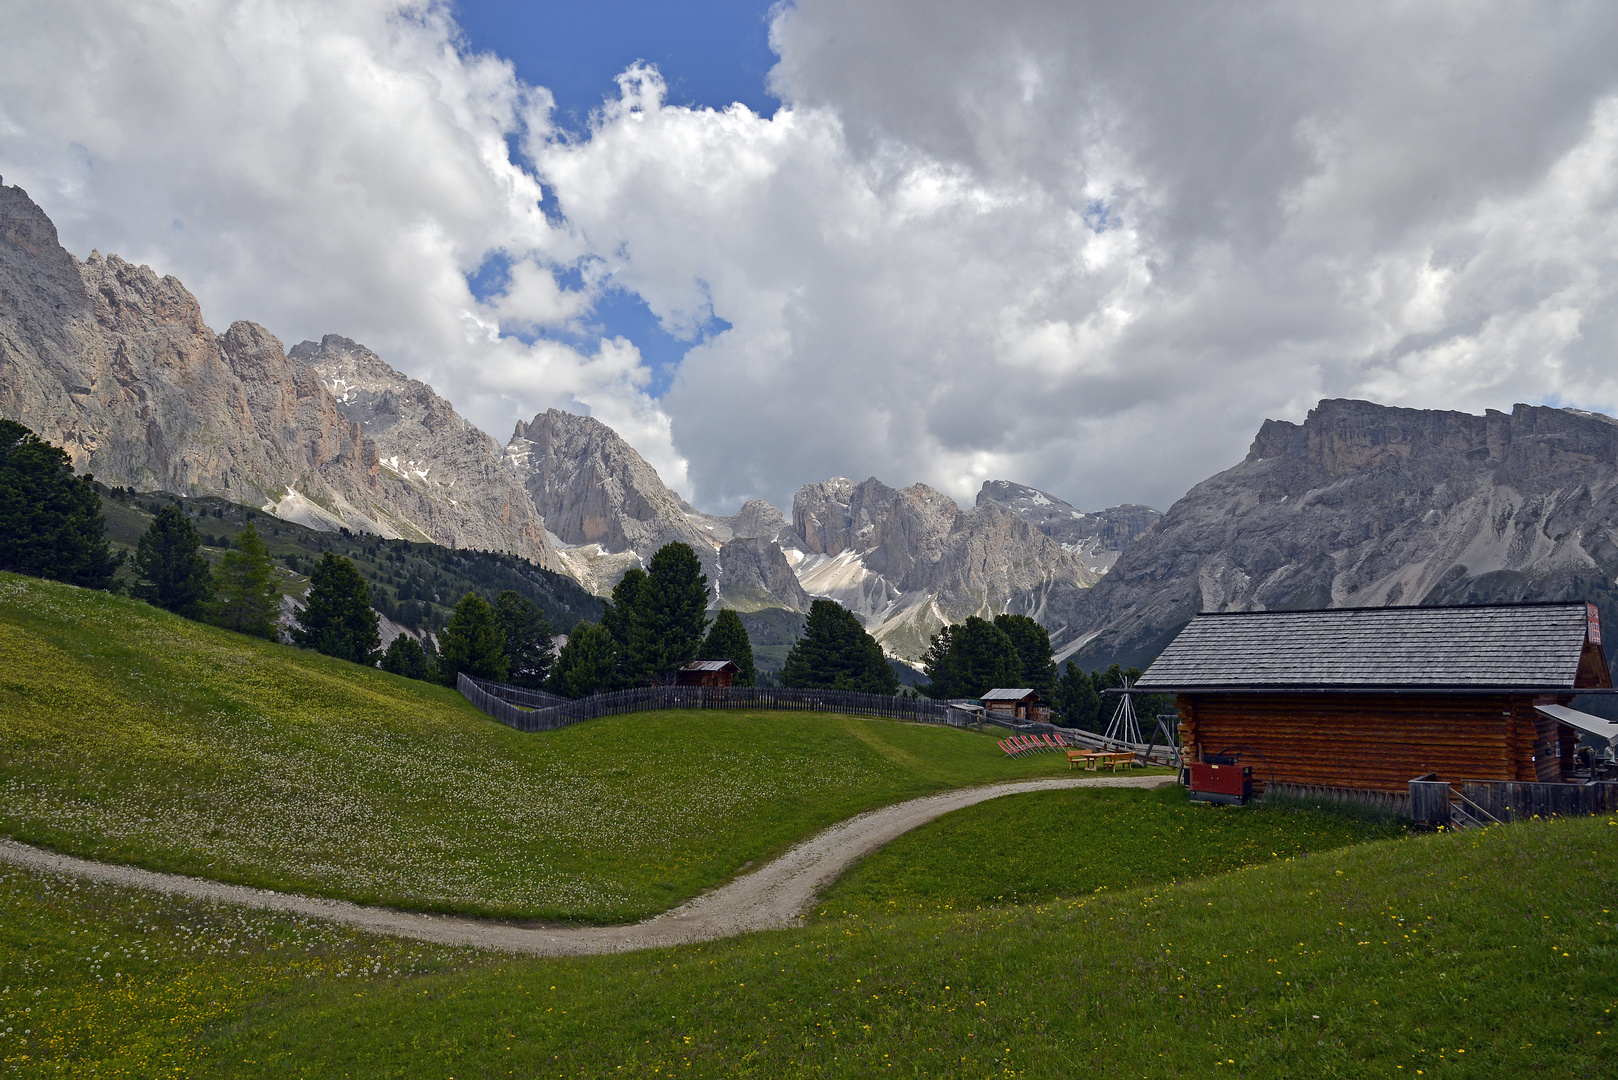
[1136, 602, 1614, 793]
[676, 659, 740, 688]
[981, 688, 1050, 723]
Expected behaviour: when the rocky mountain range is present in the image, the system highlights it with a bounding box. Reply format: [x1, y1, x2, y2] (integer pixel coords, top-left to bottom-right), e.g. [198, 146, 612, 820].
[0, 181, 557, 569]
[1061, 398, 1618, 675]
[0, 178, 1162, 658]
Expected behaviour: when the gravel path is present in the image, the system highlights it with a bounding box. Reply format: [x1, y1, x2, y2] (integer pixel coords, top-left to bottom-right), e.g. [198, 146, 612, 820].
[0, 774, 1171, 957]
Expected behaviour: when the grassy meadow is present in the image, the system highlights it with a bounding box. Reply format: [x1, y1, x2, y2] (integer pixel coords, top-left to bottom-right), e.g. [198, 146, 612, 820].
[0, 573, 1070, 923]
[0, 808, 1611, 1076]
[4, 573, 1614, 1076]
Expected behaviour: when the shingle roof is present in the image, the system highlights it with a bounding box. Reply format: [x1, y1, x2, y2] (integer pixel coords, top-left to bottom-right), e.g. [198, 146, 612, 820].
[1136, 603, 1599, 691]
[683, 659, 738, 672]
[981, 688, 1041, 701]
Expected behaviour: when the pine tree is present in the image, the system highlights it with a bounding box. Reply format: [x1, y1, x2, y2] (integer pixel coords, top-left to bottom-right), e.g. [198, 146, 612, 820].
[0, 420, 122, 589]
[993, 613, 1057, 698]
[206, 522, 280, 638]
[545, 622, 619, 697]
[494, 590, 556, 688]
[437, 592, 508, 685]
[133, 504, 214, 618]
[699, 608, 757, 686]
[293, 552, 381, 665]
[780, 599, 898, 694]
[602, 567, 651, 687]
[380, 634, 436, 681]
[641, 542, 709, 682]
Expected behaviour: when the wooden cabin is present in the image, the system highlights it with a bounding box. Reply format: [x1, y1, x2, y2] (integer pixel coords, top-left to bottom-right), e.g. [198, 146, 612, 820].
[1135, 602, 1614, 794]
[676, 659, 740, 688]
[981, 688, 1050, 723]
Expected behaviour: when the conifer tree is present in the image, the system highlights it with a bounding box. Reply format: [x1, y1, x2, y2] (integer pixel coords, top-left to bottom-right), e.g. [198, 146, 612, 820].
[381, 633, 436, 681]
[993, 613, 1057, 698]
[293, 552, 381, 665]
[602, 567, 651, 687]
[0, 420, 122, 589]
[699, 608, 757, 686]
[494, 589, 555, 688]
[206, 522, 280, 638]
[437, 592, 508, 684]
[780, 599, 898, 694]
[920, 615, 1023, 698]
[133, 504, 214, 618]
[1054, 661, 1103, 730]
[546, 622, 619, 697]
[641, 542, 709, 681]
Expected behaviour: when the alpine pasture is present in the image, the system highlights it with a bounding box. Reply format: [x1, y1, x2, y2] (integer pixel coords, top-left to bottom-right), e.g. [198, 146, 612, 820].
[1, 572, 1614, 1076]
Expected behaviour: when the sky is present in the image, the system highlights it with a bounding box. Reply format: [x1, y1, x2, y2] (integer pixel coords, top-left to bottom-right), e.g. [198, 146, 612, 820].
[4, 1, 1618, 517]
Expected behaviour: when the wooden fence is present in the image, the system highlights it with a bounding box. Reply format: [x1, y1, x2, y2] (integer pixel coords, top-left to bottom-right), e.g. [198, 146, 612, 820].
[1409, 777, 1618, 828]
[457, 674, 979, 733]
[1263, 781, 1411, 817]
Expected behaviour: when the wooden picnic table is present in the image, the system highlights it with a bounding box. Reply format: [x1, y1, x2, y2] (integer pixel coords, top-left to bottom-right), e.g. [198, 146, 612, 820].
[1066, 750, 1138, 771]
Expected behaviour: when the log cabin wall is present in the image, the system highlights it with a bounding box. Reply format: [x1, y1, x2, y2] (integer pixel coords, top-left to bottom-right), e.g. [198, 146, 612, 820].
[1174, 692, 1557, 793]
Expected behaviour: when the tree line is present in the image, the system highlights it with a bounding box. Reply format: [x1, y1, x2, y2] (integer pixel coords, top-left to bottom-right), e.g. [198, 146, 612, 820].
[918, 611, 1172, 730]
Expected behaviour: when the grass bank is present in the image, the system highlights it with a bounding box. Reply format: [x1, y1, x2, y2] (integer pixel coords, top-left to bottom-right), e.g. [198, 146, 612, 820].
[818, 784, 1409, 917]
[0, 573, 1067, 923]
[0, 808, 1610, 1076]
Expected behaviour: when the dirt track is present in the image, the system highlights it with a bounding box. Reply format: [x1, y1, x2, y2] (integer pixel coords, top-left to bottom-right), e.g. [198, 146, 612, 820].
[0, 774, 1171, 956]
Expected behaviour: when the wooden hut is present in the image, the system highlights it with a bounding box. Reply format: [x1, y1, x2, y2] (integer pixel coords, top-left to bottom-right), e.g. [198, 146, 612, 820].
[1135, 602, 1614, 794]
[981, 688, 1050, 723]
[676, 659, 740, 688]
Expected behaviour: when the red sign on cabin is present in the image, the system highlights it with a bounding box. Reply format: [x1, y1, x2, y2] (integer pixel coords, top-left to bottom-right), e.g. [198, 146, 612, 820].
[1589, 603, 1602, 645]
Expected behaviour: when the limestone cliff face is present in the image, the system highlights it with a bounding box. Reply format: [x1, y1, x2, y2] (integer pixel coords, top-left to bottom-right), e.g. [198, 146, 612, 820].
[975, 480, 1161, 573]
[505, 408, 722, 595]
[293, 335, 556, 567]
[717, 536, 812, 612]
[1064, 398, 1618, 670]
[788, 476, 1099, 658]
[0, 181, 555, 565]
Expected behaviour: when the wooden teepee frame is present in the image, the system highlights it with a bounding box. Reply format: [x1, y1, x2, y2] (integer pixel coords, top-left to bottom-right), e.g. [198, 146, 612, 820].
[1103, 675, 1145, 746]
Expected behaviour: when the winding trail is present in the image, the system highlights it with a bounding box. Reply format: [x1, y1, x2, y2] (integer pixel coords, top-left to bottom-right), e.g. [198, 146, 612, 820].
[0, 774, 1171, 957]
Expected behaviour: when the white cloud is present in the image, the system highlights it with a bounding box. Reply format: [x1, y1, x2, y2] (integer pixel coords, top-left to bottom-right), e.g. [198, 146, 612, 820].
[0, 0, 691, 490]
[5, 0, 1618, 518]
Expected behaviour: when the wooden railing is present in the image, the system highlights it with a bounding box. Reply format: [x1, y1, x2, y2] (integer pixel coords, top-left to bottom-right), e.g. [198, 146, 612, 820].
[457, 674, 981, 733]
[1409, 777, 1618, 828]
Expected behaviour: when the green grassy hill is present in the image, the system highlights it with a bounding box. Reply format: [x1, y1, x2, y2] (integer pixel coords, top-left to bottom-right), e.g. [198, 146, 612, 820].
[0, 799, 1609, 1076]
[0, 573, 1070, 923]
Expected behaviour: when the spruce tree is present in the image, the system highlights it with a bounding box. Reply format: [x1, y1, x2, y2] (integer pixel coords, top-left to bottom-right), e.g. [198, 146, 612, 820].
[1054, 661, 1102, 730]
[780, 599, 898, 694]
[993, 613, 1057, 698]
[919, 616, 1022, 698]
[494, 590, 556, 688]
[0, 420, 122, 589]
[133, 504, 214, 618]
[293, 552, 381, 665]
[437, 592, 508, 685]
[206, 522, 280, 638]
[641, 542, 709, 681]
[381, 633, 436, 681]
[545, 622, 619, 697]
[602, 567, 651, 687]
[699, 608, 757, 686]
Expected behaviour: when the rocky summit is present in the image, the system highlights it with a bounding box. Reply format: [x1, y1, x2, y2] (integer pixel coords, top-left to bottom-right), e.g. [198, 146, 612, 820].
[785, 476, 1102, 658]
[1063, 398, 1618, 671]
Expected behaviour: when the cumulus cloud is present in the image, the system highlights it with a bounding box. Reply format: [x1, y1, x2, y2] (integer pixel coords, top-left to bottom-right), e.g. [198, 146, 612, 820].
[5, 0, 1618, 516]
[0, 0, 691, 492]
